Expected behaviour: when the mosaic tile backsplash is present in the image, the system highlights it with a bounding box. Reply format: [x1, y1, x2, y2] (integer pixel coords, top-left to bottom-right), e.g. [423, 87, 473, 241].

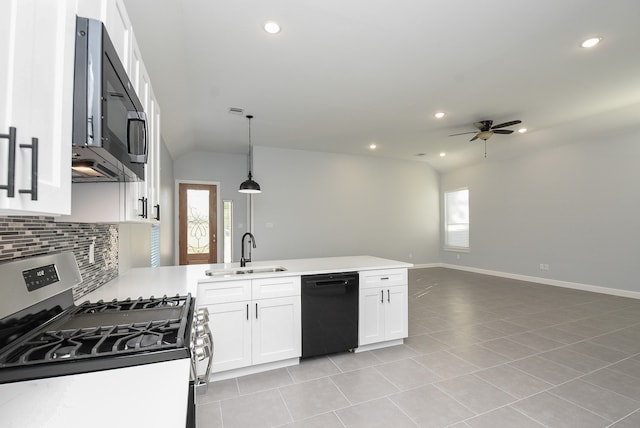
[0, 216, 118, 300]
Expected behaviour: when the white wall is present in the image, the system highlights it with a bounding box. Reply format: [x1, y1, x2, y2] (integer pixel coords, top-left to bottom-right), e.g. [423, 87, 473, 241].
[118, 222, 151, 273]
[440, 129, 640, 293]
[173, 151, 249, 263]
[251, 146, 440, 264]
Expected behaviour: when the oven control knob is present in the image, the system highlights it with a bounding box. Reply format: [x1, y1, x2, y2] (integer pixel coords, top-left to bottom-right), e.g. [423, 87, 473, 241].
[195, 308, 209, 323]
[194, 335, 211, 349]
[194, 345, 210, 362]
[194, 323, 211, 337]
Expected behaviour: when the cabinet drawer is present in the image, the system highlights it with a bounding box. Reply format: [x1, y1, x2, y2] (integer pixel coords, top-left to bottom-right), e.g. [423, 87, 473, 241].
[359, 268, 407, 289]
[197, 279, 251, 305]
[252, 276, 301, 299]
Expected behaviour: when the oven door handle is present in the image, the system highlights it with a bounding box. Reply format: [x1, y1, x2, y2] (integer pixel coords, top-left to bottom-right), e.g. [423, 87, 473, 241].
[196, 326, 214, 394]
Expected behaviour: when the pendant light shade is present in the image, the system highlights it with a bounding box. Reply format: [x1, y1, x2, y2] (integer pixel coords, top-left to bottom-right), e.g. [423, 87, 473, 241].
[239, 114, 261, 193]
[239, 172, 261, 193]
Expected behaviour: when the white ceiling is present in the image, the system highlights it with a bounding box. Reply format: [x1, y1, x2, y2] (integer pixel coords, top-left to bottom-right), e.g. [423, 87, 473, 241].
[123, 0, 640, 172]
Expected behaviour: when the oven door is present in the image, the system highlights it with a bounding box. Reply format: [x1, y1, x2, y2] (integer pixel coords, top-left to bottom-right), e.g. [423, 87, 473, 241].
[0, 359, 191, 428]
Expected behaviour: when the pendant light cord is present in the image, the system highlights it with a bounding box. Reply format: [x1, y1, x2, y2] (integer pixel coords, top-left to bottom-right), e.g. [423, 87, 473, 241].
[247, 114, 253, 174]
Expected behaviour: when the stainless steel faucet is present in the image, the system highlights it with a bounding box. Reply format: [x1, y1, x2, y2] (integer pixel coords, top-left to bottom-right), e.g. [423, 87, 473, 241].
[240, 232, 256, 267]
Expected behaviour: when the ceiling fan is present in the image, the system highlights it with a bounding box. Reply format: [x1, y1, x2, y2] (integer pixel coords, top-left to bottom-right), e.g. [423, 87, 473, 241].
[449, 119, 522, 157]
[449, 119, 522, 142]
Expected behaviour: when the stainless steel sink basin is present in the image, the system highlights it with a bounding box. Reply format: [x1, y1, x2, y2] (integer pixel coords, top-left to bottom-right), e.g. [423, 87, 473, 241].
[205, 266, 287, 276]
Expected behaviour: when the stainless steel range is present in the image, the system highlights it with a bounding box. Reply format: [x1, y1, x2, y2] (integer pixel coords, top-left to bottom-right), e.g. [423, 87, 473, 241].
[0, 252, 212, 428]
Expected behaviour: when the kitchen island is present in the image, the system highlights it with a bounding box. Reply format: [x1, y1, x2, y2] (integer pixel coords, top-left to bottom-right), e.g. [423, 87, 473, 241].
[85, 256, 412, 380]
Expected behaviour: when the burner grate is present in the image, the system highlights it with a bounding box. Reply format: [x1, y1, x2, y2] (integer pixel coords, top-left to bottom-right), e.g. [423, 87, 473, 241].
[77, 294, 188, 313]
[2, 319, 182, 365]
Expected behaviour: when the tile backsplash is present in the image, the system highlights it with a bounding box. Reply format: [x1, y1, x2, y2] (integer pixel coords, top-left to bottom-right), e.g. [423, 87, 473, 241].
[0, 216, 118, 300]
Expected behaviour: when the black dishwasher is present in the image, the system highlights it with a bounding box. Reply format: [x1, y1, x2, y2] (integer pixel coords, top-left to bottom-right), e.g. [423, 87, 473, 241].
[301, 272, 359, 358]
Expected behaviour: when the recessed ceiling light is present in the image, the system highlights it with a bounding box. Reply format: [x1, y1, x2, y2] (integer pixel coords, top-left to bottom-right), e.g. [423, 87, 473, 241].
[369, 143, 377, 149]
[580, 37, 602, 48]
[434, 112, 445, 119]
[518, 127, 527, 134]
[264, 21, 281, 34]
[439, 152, 446, 157]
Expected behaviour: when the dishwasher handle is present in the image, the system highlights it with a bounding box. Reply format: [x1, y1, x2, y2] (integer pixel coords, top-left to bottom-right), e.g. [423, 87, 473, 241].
[302, 273, 358, 296]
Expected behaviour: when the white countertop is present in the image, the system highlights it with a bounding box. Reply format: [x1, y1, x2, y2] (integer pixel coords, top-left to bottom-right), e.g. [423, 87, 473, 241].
[81, 256, 412, 302]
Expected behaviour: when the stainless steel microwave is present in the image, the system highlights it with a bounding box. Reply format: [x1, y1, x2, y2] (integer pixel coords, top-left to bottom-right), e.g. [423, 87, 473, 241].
[72, 16, 147, 182]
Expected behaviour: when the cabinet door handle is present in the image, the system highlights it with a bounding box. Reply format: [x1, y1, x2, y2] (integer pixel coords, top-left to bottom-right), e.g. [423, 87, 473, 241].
[0, 126, 16, 198]
[380, 289, 384, 303]
[255, 303, 258, 319]
[380, 277, 389, 280]
[387, 289, 390, 303]
[138, 197, 148, 218]
[153, 204, 160, 221]
[144, 197, 148, 218]
[246, 303, 249, 320]
[18, 137, 38, 200]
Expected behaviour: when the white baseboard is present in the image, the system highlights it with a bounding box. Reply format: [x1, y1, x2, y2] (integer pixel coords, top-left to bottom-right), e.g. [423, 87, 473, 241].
[409, 263, 441, 269]
[421, 263, 640, 300]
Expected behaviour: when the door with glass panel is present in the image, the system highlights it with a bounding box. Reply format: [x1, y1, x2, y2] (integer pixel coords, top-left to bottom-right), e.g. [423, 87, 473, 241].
[178, 183, 217, 265]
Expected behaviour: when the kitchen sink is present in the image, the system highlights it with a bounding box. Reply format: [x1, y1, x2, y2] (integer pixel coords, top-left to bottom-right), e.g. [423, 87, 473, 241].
[205, 266, 287, 276]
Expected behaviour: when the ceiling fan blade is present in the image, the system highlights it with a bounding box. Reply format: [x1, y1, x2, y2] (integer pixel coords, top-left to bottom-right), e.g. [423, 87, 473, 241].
[491, 120, 521, 129]
[449, 131, 478, 136]
[469, 135, 478, 142]
[474, 120, 492, 131]
[493, 129, 514, 134]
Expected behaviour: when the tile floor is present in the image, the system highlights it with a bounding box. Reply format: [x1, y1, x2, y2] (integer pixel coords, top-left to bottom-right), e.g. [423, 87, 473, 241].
[196, 268, 640, 427]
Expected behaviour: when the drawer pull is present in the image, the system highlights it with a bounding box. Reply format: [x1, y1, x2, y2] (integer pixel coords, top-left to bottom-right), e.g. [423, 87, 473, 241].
[380, 277, 389, 280]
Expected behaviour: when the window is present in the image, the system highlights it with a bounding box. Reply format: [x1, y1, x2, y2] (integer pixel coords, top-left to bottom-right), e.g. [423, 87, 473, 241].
[150, 224, 160, 267]
[223, 200, 233, 263]
[444, 188, 469, 250]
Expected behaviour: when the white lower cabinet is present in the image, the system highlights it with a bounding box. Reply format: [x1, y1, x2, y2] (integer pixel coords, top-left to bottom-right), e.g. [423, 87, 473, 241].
[359, 269, 408, 347]
[252, 296, 301, 365]
[206, 301, 252, 372]
[197, 276, 301, 375]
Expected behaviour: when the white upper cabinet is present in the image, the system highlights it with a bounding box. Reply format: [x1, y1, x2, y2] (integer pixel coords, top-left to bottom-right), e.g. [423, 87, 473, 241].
[0, 0, 75, 215]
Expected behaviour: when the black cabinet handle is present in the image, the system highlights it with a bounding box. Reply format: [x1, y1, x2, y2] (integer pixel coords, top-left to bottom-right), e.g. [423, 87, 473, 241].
[0, 127, 16, 198]
[18, 137, 38, 200]
[144, 197, 148, 218]
[380, 277, 389, 280]
[246, 304, 249, 320]
[380, 289, 384, 303]
[387, 289, 390, 303]
[153, 204, 160, 221]
[138, 197, 148, 218]
[255, 303, 258, 319]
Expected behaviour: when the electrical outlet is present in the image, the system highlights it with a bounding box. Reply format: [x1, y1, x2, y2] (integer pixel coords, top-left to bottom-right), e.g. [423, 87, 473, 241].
[539, 263, 549, 271]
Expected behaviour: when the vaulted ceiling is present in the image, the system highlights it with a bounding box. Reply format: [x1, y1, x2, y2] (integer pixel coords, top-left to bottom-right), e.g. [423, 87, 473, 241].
[123, 0, 640, 172]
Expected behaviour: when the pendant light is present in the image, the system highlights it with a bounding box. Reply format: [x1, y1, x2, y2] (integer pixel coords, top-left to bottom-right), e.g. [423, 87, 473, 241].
[239, 114, 261, 193]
